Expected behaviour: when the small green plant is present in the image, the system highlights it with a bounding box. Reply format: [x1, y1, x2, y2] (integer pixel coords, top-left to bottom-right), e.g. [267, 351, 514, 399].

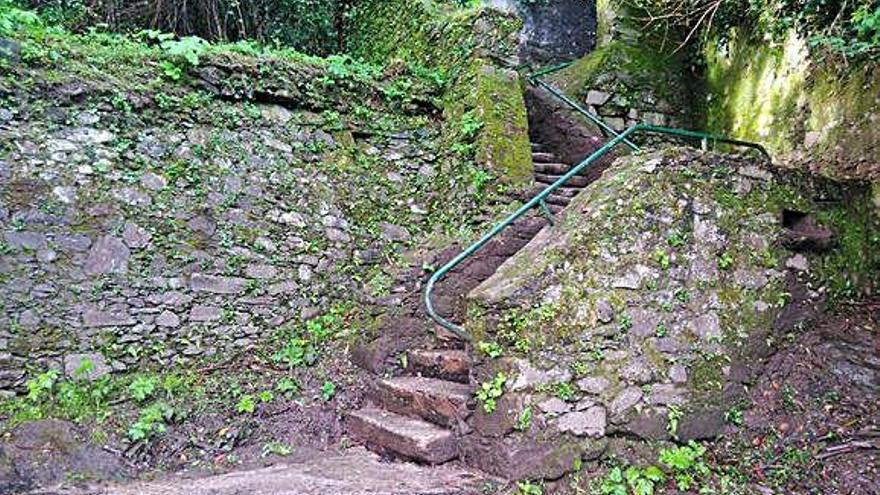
[599, 465, 665, 495]
[666, 231, 686, 248]
[556, 382, 576, 402]
[667, 404, 683, 437]
[467, 165, 494, 198]
[655, 324, 668, 338]
[725, 404, 744, 426]
[619, 314, 633, 332]
[515, 406, 532, 431]
[717, 252, 735, 270]
[658, 441, 710, 491]
[514, 338, 531, 353]
[321, 381, 336, 401]
[26, 370, 59, 402]
[571, 360, 589, 376]
[674, 288, 690, 303]
[258, 390, 275, 403]
[459, 110, 484, 141]
[262, 441, 293, 457]
[236, 395, 257, 414]
[73, 359, 94, 378]
[276, 377, 300, 397]
[515, 480, 543, 495]
[128, 403, 174, 441]
[477, 341, 503, 359]
[128, 376, 157, 402]
[475, 372, 507, 414]
[654, 249, 672, 270]
[156, 35, 209, 81]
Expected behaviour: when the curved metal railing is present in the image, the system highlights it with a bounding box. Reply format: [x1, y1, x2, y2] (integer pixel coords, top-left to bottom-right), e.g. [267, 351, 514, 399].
[526, 62, 641, 152]
[424, 124, 769, 340]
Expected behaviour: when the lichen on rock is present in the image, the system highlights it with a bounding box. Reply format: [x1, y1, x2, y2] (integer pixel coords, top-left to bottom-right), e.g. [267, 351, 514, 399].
[462, 147, 879, 476]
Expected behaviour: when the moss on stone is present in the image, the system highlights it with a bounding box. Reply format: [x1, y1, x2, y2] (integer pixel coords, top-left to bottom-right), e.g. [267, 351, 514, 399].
[347, 0, 532, 185]
[465, 148, 878, 455]
[703, 27, 880, 178]
[473, 65, 532, 185]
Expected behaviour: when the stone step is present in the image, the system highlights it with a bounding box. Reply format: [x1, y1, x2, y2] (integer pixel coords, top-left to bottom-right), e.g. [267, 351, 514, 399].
[531, 152, 558, 163]
[530, 142, 547, 152]
[549, 187, 582, 198]
[534, 162, 582, 175]
[371, 376, 472, 428]
[534, 186, 583, 200]
[406, 349, 471, 383]
[534, 173, 591, 188]
[346, 407, 458, 464]
[545, 194, 572, 207]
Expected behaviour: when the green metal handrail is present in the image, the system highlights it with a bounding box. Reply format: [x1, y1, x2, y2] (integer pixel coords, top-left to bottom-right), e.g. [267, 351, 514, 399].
[424, 124, 769, 340]
[526, 62, 640, 152]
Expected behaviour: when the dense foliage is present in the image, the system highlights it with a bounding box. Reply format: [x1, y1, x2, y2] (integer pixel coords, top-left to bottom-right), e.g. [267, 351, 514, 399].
[20, 0, 501, 55]
[628, 0, 880, 61]
[25, 0, 355, 55]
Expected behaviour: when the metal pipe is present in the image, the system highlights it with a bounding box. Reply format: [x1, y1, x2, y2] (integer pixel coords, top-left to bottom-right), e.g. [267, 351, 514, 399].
[532, 79, 641, 152]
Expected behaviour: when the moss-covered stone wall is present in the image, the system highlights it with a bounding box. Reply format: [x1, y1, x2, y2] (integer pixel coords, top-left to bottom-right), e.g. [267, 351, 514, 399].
[347, 0, 533, 185]
[704, 27, 880, 180]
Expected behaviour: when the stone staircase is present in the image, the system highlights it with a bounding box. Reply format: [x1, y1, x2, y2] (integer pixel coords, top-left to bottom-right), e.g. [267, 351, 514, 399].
[346, 141, 597, 467]
[530, 142, 589, 212]
[345, 348, 474, 464]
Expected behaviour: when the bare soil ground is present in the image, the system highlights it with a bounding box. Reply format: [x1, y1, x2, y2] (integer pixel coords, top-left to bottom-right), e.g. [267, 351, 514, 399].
[709, 299, 880, 494]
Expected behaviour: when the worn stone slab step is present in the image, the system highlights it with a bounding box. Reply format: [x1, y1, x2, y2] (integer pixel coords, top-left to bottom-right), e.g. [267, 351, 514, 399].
[346, 407, 459, 464]
[531, 152, 559, 163]
[372, 376, 473, 428]
[534, 162, 584, 175]
[407, 349, 471, 383]
[534, 173, 590, 187]
[547, 203, 565, 214]
[530, 142, 547, 152]
[545, 194, 572, 207]
[548, 187, 582, 198]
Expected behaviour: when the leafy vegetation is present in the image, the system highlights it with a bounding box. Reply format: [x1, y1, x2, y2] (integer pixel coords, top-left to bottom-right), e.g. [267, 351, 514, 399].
[658, 442, 711, 491]
[477, 341, 503, 359]
[596, 442, 715, 494]
[599, 465, 665, 495]
[475, 372, 507, 414]
[627, 0, 880, 61]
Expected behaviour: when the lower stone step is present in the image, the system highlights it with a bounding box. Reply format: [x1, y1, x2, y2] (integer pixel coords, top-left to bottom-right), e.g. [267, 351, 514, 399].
[534, 173, 590, 188]
[372, 376, 473, 428]
[531, 151, 558, 163]
[545, 194, 572, 207]
[534, 162, 583, 175]
[407, 349, 471, 383]
[346, 407, 458, 464]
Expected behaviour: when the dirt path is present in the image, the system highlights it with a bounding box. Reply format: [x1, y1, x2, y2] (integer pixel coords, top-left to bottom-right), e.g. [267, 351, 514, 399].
[33, 449, 490, 495]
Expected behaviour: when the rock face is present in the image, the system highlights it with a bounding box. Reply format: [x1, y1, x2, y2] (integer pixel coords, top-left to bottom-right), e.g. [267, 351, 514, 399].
[464, 149, 878, 472]
[485, 0, 597, 64]
[0, 420, 128, 490]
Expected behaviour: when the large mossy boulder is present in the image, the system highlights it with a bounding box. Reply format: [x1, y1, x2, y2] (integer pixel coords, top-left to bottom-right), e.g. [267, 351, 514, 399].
[462, 148, 879, 477]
